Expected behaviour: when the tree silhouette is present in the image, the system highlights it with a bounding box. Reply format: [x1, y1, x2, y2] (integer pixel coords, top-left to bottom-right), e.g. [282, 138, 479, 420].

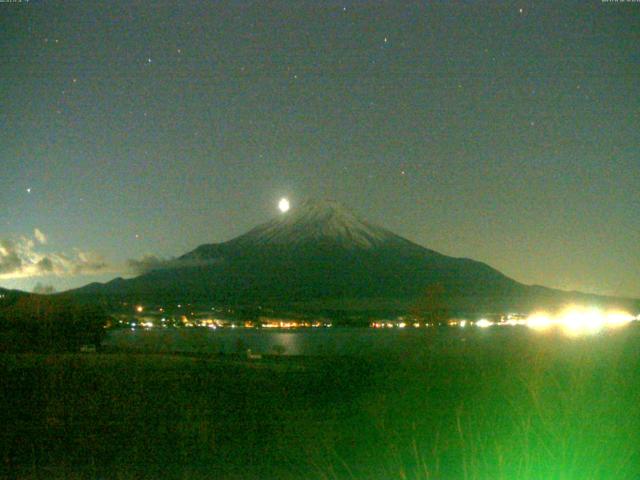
[0, 295, 108, 352]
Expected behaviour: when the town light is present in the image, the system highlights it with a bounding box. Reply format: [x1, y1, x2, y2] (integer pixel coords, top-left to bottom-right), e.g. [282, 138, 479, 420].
[526, 312, 553, 331]
[476, 319, 493, 328]
[523, 306, 636, 336]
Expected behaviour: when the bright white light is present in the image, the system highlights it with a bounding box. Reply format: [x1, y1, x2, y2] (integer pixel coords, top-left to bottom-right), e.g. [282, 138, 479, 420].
[278, 198, 290, 213]
[559, 307, 605, 336]
[605, 311, 634, 328]
[459, 320, 467, 328]
[523, 306, 635, 336]
[476, 319, 493, 328]
[526, 312, 553, 331]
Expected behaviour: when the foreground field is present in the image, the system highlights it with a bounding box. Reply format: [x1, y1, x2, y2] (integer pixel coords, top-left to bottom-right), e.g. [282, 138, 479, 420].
[2, 327, 640, 479]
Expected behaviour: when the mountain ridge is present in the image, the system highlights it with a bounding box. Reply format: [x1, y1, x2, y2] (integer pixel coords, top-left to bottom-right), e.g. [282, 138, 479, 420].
[67, 199, 639, 315]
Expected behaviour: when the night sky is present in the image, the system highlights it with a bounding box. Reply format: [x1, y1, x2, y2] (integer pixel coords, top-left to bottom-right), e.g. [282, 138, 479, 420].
[1, 1, 638, 298]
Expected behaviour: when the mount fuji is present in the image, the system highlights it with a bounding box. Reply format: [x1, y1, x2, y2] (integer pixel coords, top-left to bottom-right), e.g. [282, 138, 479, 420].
[69, 200, 637, 315]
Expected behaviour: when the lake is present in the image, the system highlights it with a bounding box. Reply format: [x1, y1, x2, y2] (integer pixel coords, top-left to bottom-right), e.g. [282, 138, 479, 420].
[8, 323, 640, 479]
[102, 324, 640, 357]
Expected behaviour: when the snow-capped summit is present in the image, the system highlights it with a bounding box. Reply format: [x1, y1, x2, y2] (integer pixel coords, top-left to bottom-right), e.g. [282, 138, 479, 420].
[235, 199, 398, 249]
[69, 198, 636, 315]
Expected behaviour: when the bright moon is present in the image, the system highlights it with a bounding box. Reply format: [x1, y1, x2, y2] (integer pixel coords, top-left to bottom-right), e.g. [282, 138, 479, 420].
[278, 198, 290, 213]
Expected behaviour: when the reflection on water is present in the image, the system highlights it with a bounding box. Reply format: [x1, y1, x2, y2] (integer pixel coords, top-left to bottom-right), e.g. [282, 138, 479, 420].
[102, 324, 637, 358]
[104, 328, 457, 356]
[106, 308, 639, 357]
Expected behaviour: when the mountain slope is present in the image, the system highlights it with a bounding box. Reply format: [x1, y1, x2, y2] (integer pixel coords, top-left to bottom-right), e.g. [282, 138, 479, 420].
[69, 200, 638, 314]
[0, 287, 28, 306]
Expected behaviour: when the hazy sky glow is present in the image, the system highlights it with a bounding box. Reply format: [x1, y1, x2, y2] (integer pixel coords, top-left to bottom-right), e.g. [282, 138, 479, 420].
[1, 1, 638, 297]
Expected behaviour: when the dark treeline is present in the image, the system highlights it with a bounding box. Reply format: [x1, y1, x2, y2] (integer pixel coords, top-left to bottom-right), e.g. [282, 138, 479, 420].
[0, 295, 108, 352]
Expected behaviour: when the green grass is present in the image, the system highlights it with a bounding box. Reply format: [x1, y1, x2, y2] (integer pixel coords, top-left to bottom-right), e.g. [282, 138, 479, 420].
[1, 327, 639, 479]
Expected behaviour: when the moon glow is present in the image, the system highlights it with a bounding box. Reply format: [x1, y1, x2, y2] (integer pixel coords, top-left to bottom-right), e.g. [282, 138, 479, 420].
[278, 198, 290, 213]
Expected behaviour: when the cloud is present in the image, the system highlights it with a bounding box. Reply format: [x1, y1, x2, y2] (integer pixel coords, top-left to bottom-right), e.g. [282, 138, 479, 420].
[0, 240, 23, 274]
[127, 254, 222, 275]
[127, 254, 170, 274]
[33, 282, 57, 294]
[34, 228, 47, 245]
[1, 230, 218, 282]
[68, 250, 108, 275]
[37, 257, 54, 272]
[0, 231, 109, 280]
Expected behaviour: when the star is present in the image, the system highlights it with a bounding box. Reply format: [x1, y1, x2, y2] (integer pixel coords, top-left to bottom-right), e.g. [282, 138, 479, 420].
[519, 8, 524, 14]
[383, 36, 388, 44]
[147, 58, 152, 63]
[26, 188, 32, 193]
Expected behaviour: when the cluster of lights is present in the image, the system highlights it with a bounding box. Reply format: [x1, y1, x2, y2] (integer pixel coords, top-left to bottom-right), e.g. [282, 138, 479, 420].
[475, 318, 493, 328]
[368, 308, 637, 337]
[472, 307, 637, 336]
[127, 303, 635, 336]
[125, 312, 332, 330]
[371, 322, 429, 329]
[262, 320, 331, 328]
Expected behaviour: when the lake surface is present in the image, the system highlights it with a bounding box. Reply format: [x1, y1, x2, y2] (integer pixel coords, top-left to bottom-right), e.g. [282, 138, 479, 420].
[103, 325, 640, 357]
[104, 327, 444, 356]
